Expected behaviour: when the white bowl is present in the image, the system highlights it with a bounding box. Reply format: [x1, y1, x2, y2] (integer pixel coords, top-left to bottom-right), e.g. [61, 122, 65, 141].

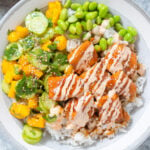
[0, 0, 150, 150]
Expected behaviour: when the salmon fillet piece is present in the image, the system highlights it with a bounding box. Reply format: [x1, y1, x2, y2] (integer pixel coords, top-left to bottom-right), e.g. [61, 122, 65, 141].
[48, 74, 84, 101]
[105, 43, 137, 78]
[65, 92, 95, 130]
[68, 41, 98, 74]
[97, 90, 130, 126]
[108, 70, 136, 102]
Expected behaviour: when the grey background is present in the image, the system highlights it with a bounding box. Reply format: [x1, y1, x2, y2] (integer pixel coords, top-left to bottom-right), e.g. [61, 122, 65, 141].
[0, 0, 150, 149]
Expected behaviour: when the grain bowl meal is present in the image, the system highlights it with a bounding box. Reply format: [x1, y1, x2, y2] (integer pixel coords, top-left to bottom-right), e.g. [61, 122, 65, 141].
[1, 0, 146, 146]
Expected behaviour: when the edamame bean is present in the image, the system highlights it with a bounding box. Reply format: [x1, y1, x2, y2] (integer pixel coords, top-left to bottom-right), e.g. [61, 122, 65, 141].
[76, 22, 82, 35]
[118, 29, 127, 37]
[64, 0, 71, 8]
[93, 24, 97, 28]
[113, 15, 121, 23]
[115, 23, 123, 31]
[69, 24, 76, 34]
[82, 32, 91, 41]
[54, 26, 64, 34]
[83, 1, 89, 11]
[57, 20, 68, 31]
[59, 8, 68, 21]
[109, 17, 115, 27]
[107, 37, 113, 45]
[94, 45, 101, 52]
[81, 21, 87, 31]
[76, 6, 83, 11]
[98, 4, 108, 18]
[68, 15, 78, 23]
[86, 19, 93, 31]
[71, 3, 81, 10]
[75, 11, 85, 19]
[68, 34, 80, 39]
[86, 11, 98, 20]
[127, 26, 137, 36]
[106, 13, 113, 18]
[89, 2, 98, 11]
[124, 33, 133, 43]
[99, 38, 107, 51]
[96, 16, 102, 25]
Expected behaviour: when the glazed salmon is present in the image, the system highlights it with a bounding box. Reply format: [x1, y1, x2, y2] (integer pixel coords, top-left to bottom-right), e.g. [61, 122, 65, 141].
[65, 92, 95, 130]
[105, 43, 137, 78]
[68, 41, 98, 74]
[97, 90, 129, 126]
[108, 70, 136, 102]
[48, 74, 84, 101]
[80, 60, 111, 100]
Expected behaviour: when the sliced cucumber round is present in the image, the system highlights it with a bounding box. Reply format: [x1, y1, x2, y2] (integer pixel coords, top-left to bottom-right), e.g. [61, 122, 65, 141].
[4, 42, 23, 61]
[25, 11, 48, 35]
[39, 92, 56, 113]
[22, 125, 42, 144]
[2, 79, 10, 94]
[40, 28, 55, 44]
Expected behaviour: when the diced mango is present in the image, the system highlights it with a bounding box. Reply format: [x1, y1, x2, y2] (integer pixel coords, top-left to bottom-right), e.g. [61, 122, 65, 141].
[22, 64, 43, 78]
[54, 35, 67, 51]
[28, 96, 38, 109]
[8, 81, 17, 98]
[8, 31, 20, 42]
[27, 114, 45, 128]
[18, 55, 29, 67]
[41, 41, 51, 51]
[16, 26, 29, 38]
[10, 103, 30, 119]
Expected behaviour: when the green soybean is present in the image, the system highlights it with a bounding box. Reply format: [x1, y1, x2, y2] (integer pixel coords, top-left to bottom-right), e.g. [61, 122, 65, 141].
[96, 16, 102, 25]
[124, 33, 133, 43]
[86, 19, 93, 31]
[107, 37, 113, 45]
[106, 13, 113, 18]
[99, 38, 107, 51]
[93, 24, 97, 28]
[127, 26, 137, 36]
[82, 32, 91, 41]
[71, 3, 81, 10]
[69, 24, 76, 34]
[76, 22, 82, 35]
[76, 6, 83, 11]
[89, 2, 98, 11]
[113, 15, 121, 23]
[68, 34, 80, 39]
[68, 15, 78, 23]
[98, 4, 108, 18]
[94, 45, 101, 52]
[75, 11, 85, 19]
[59, 8, 68, 21]
[83, 1, 89, 11]
[115, 23, 123, 31]
[109, 17, 115, 27]
[54, 26, 64, 34]
[86, 11, 98, 20]
[81, 21, 87, 31]
[64, 0, 71, 8]
[118, 29, 127, 37]
[57, 20, 68, 31]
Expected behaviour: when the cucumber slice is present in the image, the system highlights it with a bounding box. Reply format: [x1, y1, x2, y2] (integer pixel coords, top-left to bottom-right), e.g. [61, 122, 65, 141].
[28, 49, 48, 71]
[40, 28, 54, 44]
[25, 11, 48, 35]
[15, 76, 37, 99]
[19, 36, 35, 52]
[22, 133, 41, 144]
[22, 125, 42, 144]
[2, 79, 10, 94]
[4, 42, 23, 61]
[44, 75, 51, 92]
[39, 92, 56, 113]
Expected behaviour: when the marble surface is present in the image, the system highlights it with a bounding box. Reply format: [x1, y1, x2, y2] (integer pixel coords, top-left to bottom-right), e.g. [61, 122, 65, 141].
[0, 0, 150, 150]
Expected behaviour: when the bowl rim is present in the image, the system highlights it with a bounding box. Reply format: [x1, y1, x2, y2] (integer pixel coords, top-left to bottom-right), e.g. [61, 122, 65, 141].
[0, 0, 150, 150]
